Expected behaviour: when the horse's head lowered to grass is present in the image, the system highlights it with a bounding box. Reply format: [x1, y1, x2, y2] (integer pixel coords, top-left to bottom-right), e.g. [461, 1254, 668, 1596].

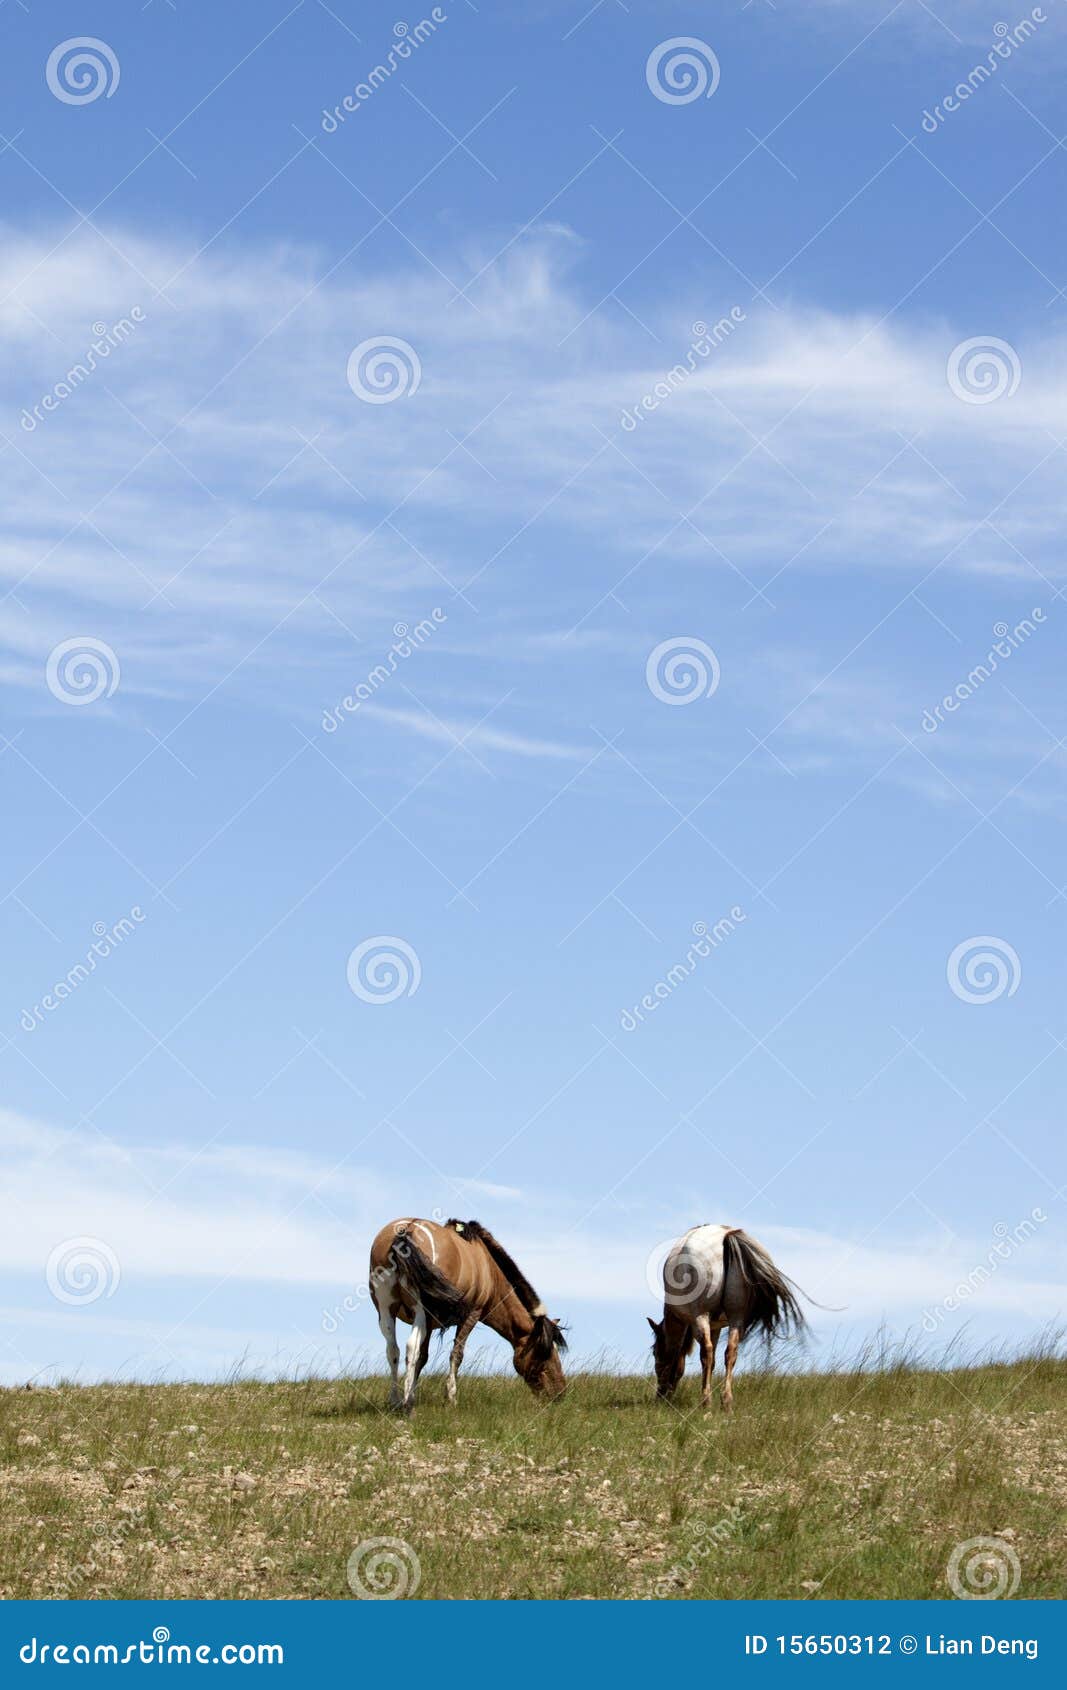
[513, 1312, 568, 1399]
[447, 1218, 568, 1400]
[647, 1313, 693, 1398]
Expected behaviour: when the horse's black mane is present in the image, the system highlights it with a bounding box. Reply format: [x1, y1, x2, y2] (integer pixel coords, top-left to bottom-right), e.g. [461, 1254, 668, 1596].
[445, 1218, 543, 1317]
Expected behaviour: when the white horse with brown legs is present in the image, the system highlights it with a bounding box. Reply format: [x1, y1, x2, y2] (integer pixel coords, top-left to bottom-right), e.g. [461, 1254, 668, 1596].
[648, 1224, 806, 1411]
[368, 1217, 567, 1412]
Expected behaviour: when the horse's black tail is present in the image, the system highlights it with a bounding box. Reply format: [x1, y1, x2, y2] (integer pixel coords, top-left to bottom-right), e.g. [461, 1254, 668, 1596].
[723, 1228, 807, 1343]
[389, 1231, 469, 1331]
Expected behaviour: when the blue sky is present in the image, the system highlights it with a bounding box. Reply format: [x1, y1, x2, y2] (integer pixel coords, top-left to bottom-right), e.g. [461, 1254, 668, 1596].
[1, 0, 1064, 1383]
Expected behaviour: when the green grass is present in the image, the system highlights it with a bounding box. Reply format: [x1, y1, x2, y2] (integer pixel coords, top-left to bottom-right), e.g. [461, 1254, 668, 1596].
[1, 1355, 1063, 1599]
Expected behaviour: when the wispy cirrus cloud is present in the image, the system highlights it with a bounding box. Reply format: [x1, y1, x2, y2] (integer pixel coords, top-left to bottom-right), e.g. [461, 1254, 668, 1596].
[4, 229, 1064, 541]
[359, 703, 590, 761]
[2, 224, 1065, 774]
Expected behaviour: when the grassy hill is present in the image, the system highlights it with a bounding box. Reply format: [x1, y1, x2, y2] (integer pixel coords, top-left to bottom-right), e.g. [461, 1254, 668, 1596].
[1, 1355, 1063, 1599]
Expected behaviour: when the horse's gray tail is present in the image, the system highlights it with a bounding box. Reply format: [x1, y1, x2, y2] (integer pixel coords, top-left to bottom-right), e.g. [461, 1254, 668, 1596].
[388, 1231, 469, 1330]
[723, 1228, 807, 1342]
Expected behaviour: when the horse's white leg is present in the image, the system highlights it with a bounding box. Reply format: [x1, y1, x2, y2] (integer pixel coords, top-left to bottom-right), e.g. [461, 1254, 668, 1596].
[401, 1305, 427, 1411]
[697, 1316, 718, 1409]
[377, 1300, 401, 1408]
[447, 1312, 479, 1405]
[721, 1325, 741, 1413]
[412, 1322, 432, 1395]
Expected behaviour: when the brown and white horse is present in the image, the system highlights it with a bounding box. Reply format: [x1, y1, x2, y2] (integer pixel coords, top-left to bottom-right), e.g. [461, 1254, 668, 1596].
[368, 1217, 567, 1411]
[648, 1223, 806, 1411]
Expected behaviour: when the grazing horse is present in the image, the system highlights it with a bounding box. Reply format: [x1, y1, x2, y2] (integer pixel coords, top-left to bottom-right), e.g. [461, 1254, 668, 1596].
[368, 1217, 567, 1411]
[648, 1223, 806, 1411]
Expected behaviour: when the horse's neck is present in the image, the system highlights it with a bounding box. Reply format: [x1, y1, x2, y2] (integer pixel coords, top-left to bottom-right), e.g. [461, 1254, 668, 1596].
[480, 1263, 533, 1346]
[664, 1307, 691, 1358]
